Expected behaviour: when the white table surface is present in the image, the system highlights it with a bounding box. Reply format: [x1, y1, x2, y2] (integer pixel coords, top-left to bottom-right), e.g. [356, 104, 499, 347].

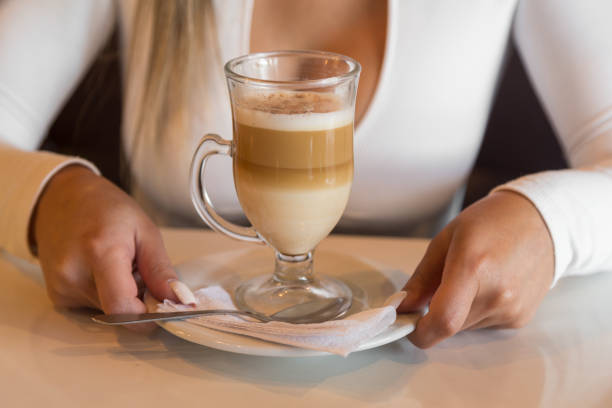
[2, 228, 612, 408]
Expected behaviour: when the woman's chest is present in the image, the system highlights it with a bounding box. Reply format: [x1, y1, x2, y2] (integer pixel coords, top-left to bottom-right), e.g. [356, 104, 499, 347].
[249, 0, 387, 125]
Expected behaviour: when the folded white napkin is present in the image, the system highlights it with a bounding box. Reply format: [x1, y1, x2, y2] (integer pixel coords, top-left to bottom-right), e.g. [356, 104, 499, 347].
[156, 284, 407, 356]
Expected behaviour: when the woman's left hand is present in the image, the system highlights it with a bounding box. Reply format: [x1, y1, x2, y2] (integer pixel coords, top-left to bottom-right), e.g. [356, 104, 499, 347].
[397, 191, 554, 348]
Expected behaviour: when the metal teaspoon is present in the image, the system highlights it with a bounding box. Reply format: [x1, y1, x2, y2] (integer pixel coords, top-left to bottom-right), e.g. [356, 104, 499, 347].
[91, 296, 349, 325]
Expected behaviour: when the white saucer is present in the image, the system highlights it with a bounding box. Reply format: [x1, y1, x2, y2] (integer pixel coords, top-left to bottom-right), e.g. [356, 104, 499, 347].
[145, 248, 418, 357]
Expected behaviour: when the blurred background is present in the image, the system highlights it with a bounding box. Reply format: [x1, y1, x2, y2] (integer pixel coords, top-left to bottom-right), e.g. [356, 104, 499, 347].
[42, 31, 568, 215]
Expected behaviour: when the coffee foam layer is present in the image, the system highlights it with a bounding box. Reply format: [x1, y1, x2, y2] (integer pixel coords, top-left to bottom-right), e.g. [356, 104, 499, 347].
[233, 92, 353, 131]
[234, 106, 353, 132]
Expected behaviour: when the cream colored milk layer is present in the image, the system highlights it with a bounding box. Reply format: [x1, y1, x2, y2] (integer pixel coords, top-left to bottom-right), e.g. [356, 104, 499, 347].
[236, 182, 352, 255]
[233, 103, 354, 255]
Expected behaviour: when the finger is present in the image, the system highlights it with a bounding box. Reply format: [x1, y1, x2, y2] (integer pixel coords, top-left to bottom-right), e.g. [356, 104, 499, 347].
[397, 228, 452, 313]
[135, 225, 179, 302]
[43, 261, 101, 310]
[461, 308, 491, 331]
[408, 276, 478, 348]
[464, 318, 493, 331]
[72, 268, 102, 309]
[80, 276, 102, 310]
[407, 239, 479, 348]
[168, 279, 197, 306]
[91, 246, 147, 315]
[466, 306, 533, 331]
[463, 288, 532, 331]
[464, 316, 512, 331]
[460, 293, 496, 330]
[90, 247, 157, 332]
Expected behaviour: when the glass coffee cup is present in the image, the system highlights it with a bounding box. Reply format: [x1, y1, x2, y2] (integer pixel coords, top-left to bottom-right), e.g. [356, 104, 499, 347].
[190, 50, 360, 321]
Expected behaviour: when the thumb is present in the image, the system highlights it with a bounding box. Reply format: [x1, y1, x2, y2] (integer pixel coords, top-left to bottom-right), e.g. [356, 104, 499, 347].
[397, 228, 452, 313]
[136, 225, 179, 303]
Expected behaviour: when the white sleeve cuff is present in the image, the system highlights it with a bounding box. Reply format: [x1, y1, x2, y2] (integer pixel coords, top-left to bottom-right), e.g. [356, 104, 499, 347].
[492, 167, 612, 287]
[491, 179, 570, 288]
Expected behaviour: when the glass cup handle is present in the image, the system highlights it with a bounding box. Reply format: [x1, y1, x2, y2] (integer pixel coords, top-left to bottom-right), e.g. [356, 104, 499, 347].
[189, 134, 265, 244]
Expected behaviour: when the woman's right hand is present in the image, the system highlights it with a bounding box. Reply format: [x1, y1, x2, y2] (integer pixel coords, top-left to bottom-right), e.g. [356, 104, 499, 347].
[32, 165, 179, 316]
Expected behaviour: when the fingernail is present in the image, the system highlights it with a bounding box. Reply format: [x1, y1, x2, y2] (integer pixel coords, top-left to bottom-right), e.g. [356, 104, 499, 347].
[168, 279, 197, 306]
[397, 287, 417, 311]
[384, 291, 407, 308]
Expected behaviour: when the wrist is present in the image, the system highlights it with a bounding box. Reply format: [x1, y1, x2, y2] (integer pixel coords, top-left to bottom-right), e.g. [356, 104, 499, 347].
[29, 164, 99, 254]
[488, 189, 555, 285]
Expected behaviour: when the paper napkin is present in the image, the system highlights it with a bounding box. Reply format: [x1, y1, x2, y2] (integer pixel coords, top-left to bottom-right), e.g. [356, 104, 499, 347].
[157, 283, 407, 356]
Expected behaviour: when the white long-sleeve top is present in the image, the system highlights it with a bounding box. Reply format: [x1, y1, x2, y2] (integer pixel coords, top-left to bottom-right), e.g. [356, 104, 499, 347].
[1, 0, 611, 287]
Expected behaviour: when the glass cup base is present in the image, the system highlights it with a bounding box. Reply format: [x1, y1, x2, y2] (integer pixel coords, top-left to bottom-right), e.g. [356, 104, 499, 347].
[234, 274, 352, 323]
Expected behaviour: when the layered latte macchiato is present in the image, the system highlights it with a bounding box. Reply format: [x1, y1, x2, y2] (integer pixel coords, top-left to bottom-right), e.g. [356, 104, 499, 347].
[190, 51, 359, 318]
[233, 92, 354, 255]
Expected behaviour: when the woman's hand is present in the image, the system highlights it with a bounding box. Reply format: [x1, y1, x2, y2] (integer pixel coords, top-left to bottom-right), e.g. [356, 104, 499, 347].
[32, 165, 178, 316]
[398, 191, 554, 348]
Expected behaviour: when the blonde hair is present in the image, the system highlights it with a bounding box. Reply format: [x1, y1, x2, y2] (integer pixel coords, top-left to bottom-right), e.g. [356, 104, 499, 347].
[123, 0, 218, 185]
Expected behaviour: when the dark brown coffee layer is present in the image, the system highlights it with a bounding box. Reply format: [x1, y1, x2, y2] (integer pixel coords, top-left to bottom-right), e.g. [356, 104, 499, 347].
[234, 123, 353, 169]
[234, 160, 353, 191]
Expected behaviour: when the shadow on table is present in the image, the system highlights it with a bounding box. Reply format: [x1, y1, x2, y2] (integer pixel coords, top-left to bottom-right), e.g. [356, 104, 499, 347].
[115, 329, 427, 400]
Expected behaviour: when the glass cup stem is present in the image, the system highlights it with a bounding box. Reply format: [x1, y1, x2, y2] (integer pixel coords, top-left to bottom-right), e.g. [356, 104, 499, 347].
[273, 252, 314, 284]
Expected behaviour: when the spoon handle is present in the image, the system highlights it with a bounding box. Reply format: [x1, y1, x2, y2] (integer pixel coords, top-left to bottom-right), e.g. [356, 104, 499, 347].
[91, 309, 271, 325]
